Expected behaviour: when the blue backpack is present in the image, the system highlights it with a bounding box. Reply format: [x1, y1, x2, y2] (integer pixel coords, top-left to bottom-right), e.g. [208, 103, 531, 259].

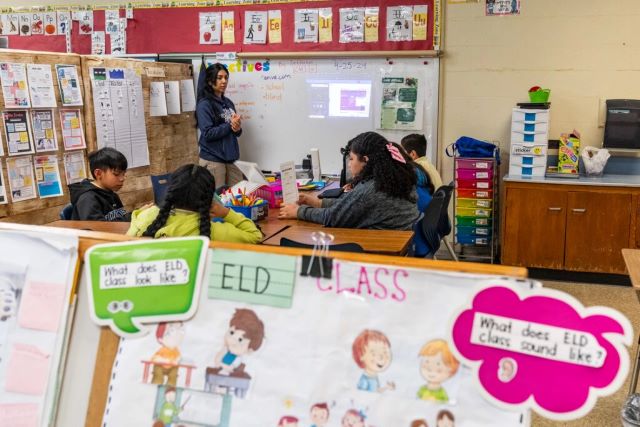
[446, 136, 500, 162]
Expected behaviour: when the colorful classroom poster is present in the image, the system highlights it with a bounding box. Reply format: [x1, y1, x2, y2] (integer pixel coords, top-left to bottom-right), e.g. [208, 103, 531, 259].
[33, 155, 63, 198]
[379, 76, 423, 130]
[339, 8, 365, 43]
[55, 65, 83, 106]
[222, 11, 235, 44]
[267, 10, 282, 44]
[0, 63, 30, 108]
[19, 14, 30, 36]
[6, 156, 36, 202]
[318, 8, 333, 43]
[294, 9, 319, 43]
[105, 10, 120, 35]
[1, 14, 19, 35]
[199, 12, 221, 44]
[63, 151, 87, 184]
[0, 161, 7, 204]
[30, 13, 44, 35]
[364, 7, 379, 42]
[59, 109, 86, 150]
[486, 0, 520, 16]
[243, 11, 267, 44]
[110, 19, 127, 56]
[27, 64, 57, 108]
[57, 11, 70, 35]
[31, 110, 58, 152]
[3, 110, 34, 156]
[413, 5, 428, 41]
[78, 11, 93, 34]
[91, 31, 106, 55]
[0, 230, 78, 426]
[387, 6, 413, 41]
[43, 12, 57, 35]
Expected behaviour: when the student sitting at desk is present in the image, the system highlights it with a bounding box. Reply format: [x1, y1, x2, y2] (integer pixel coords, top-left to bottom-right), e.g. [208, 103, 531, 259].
[401, 133, 443, 190]
[278, 132, 419, 230]
[127, 164, 262, 243]
[69, 147, 130, 221]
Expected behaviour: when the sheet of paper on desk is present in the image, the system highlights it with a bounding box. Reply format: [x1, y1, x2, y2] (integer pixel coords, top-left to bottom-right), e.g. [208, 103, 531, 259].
[230, 180, 265, 196]
[279, 160, 298, 205]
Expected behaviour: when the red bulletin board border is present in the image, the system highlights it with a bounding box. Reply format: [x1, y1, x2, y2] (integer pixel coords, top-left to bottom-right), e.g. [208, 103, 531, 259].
[5, 1, 436, 55]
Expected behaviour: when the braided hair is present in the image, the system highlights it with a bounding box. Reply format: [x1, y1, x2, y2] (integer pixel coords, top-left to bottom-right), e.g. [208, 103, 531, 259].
[142, 164, 215, 238]
[349, 132, 417, 201]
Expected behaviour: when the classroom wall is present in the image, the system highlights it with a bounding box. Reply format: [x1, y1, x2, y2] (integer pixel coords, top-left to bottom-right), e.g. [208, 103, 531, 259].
[439, 0, 640, 183]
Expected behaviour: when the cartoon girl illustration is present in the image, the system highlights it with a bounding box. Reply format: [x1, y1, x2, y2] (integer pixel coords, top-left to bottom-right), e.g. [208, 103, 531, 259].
[416, 339, 459, 403]
[341, 409, 365, 427]
[352, 329, 395, 393]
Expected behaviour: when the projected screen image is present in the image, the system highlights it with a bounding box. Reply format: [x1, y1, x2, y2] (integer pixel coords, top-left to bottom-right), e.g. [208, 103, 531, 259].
[307, 79, 372, 118]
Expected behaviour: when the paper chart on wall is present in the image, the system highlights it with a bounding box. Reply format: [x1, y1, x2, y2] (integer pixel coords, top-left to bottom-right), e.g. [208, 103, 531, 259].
[379, 75, 424, 130]
[0, 63, 30, 108]
[294, 9, 318, 43]
[34, 154, 63, 198]
[31, 109, 58, 153]
[91, 68, 149, 168]
[6, 155, 36, 202]
[243, 11, 267, 44]
[55, 64, 83, 106]
[3, 110, 34, 156]
[0, 162, 7, 204]
[101, 252, 531, 427]
[180, 80, 196, 112]
[27, 64, 57, 108]
[149, 81, 168, 117]
[59, 109, 86, 150]
[339, 8, 365, 43]
[63, 151, 87, 184]
[387, 6, 413, 41]
[165, 81, 181, 115]
[0, 230, 78, 427]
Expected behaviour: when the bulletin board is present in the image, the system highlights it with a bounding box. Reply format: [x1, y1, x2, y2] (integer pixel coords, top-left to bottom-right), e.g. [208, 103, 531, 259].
[3, 0, 439, 55]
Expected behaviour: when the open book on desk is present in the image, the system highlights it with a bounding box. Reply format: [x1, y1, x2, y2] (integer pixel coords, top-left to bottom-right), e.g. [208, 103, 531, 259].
[230, 180, 268, 195]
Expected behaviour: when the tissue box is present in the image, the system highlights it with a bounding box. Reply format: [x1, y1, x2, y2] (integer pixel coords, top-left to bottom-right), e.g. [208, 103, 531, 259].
[558, 133, 580, 174]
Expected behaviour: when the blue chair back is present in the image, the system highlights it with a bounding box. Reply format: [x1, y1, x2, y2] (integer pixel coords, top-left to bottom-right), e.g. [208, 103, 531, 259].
[412, 185, 454, 257]
[151, 173, 171, 206]
[59, 203, 73, 220]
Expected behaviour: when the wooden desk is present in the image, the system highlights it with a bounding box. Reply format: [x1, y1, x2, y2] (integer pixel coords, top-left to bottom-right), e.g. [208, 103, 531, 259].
[622, 248, 640, 394]
[262, 225, 414, 256]
[47, 220, 131, 234]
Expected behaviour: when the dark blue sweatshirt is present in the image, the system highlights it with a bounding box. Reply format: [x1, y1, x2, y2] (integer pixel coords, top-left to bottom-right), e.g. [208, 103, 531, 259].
[196, 94, 242, 163]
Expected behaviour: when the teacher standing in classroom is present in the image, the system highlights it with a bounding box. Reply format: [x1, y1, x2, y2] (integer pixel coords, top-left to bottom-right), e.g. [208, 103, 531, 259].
[196, 63, 243, 187]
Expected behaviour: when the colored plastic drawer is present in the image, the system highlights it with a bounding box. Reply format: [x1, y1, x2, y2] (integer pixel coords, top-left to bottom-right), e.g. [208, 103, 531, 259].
[511, 130, 548, 144]
[456, 216, 492, 227]
[512, 108, 550, 123]
[508, 164, 545, 176]
[511, 120, 550, 134]
[455, 207, 492, 217]
[457, 179, 493, 190]
[456, 225, 492, 237]
[457, 198, 493, 209]
[456, 235, 490, 246]
[456, 188, 493, 199]
[455, 159, 493, 170]
[456, 168, 494, 180]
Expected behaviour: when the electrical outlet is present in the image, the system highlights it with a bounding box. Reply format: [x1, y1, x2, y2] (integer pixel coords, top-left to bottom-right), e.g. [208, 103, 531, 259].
[598, 98, 607, 128]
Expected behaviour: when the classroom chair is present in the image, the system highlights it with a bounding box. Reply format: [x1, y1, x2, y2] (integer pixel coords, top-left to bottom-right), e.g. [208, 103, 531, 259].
[414, 184, 458, 261]
[279, 237, 364, 253]
[150, 173, 171, 206]
[59, 203, 73, 220]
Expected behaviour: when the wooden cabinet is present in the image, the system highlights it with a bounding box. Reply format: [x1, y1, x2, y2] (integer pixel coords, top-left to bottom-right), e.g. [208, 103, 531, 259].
[502, 181, 637, 274]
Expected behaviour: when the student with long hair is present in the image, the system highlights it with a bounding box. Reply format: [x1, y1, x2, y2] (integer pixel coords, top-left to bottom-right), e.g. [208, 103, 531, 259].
[279, 132, 419, 230]
[196, 63, 243, 187]
[127, 164, 261, 243]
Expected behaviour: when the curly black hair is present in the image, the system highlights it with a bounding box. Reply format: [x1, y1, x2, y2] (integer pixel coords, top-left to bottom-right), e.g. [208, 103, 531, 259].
[142, 164, 215, 238]
[349, 132, 417, 201]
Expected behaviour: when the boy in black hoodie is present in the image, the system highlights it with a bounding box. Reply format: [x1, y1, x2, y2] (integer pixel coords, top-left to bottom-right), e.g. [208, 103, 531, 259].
[69, 147, 130, 221]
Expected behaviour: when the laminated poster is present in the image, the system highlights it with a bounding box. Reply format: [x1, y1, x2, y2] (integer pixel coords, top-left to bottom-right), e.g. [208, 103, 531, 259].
[34, 155, 63, 198]
[3, 110, 34, 156]
[110, 19, 127, 56]
[0, 63, 30, 109]
[199, 12, 221, 45]
[0, 161, 7, 204]
[31, 109, 58, 153]
[6, 155, 36, 202]
[267, 10, 282, 44]
[105, 10, 120, 35]
[387, 6, 413, 41]
[63, 151, 87, 185]
[91, 31, 106, 55]
[222, 11, 235, 44]
[56, 65, 83, 106]
[78, 11, 93, 34]
[294, 9, 318, 43]
[243, 11, 267, 44]
[486, 0, 520, 16]
[364, 7, 379, 43]
[413, 5, 428, 41]
[57, 11, 71, 35]
[379, 76, 423, 131]
[318, 8, 332, 43]
[30, 13, 44, 35]
[1, 15, 19, 35]
[339, 8, 365, 43]
[27, 64, 57, 108]
[43, 12, 57, 35]
[19, 14, 30, 36]
[59, 109, 86, 150]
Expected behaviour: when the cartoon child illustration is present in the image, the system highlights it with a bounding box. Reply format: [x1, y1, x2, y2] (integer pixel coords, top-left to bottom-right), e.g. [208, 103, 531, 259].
[417, 339, 460, 403]
[310, 402, 329, 427]
[214, 308, 265, 376]
[498, 357, 517, 383]
[341, 409, 366, 427]
[352, 329, 395, 393]
[410, 420, 428, 427]
[151, 322, 185, 386]
[278, 415, 299, 427]
[157, 386, 180, 426]
[436, 410, 455, 427]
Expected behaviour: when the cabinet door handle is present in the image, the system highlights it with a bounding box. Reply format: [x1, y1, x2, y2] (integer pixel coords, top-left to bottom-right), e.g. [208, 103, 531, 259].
[572, 208, 587, 213]
[548, 207, 562, 211]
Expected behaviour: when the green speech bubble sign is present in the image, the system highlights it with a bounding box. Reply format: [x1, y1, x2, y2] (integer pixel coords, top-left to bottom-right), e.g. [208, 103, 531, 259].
[85, 237, 209, 337]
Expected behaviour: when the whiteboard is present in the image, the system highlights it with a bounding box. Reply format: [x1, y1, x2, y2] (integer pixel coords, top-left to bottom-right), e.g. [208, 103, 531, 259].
[194, 57, 439, 174]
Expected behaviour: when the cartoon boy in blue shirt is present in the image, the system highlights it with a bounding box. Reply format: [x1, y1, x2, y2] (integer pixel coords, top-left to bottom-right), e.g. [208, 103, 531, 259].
[352, 329, 395, 393]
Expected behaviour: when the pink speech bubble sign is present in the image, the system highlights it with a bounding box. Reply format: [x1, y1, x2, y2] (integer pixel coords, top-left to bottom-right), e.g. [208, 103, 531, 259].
[450, 285, 633, 420]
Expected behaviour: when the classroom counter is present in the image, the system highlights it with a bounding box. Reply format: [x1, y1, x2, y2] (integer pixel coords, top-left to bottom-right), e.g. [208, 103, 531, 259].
[503, 173, 640, 187]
